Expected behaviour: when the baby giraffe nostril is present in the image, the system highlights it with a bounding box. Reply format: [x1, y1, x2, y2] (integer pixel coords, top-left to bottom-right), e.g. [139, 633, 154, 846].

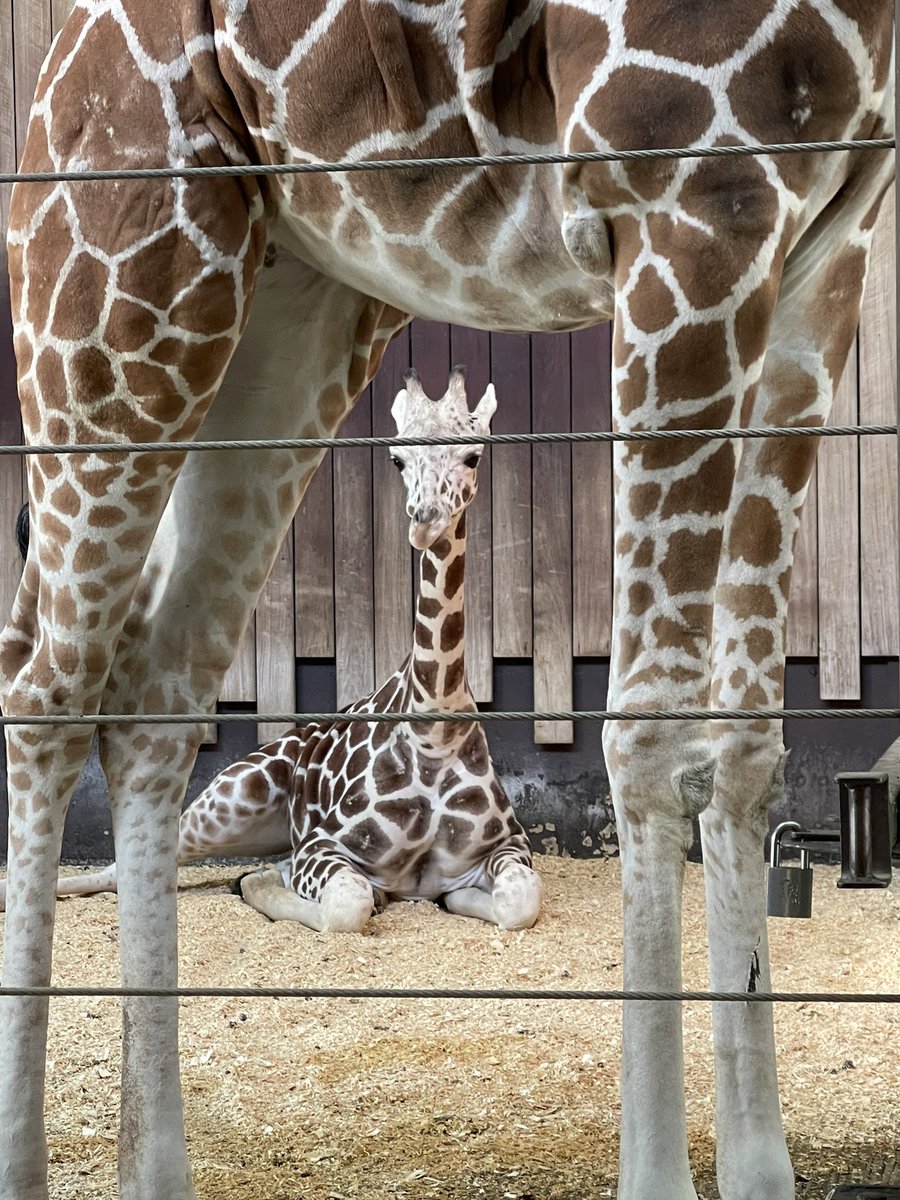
[415, 506, 440, 525]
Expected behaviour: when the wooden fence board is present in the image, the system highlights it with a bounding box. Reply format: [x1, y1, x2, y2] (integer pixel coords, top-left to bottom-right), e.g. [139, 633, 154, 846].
[256, 528, 295, 742]
[220, 620, 256, 703]
[333, 389, 374, 707]
[0, 418, 22, 628]
[817, 343, 860, 700]
[410, 320, 450, 399]
[785, 474, 818, 658]
[571, 325, 613, 657]
[531, 333, 573, 744]
[294, 451, 335, 658]
[13, 0, 49, 161]
[859, 189, 897, 658]
[450, 324, 493, 701]
[372, 328, 413, 683]
[0, 0, 14, 243]
[490, 332, 532, 658]
[50, 0, 72, 37]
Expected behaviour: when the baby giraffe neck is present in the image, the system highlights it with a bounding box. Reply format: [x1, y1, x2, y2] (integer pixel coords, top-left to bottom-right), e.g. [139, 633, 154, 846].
[410, 510, 471, 715]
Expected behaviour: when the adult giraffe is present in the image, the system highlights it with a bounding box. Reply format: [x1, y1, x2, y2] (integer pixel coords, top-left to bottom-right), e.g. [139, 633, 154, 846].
[0, 2, 893, 1199]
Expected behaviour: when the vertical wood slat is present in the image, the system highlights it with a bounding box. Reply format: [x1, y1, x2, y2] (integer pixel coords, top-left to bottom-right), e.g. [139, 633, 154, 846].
[491, 333, 532, 658]
[13, 0, 50, 162]
[0, 420, 23, 628]
[372, 327, 412, 683]
[450, 324, 493, 701]
[859, 188, 897, 657]
[785, 474, 818, 657]
[817, 342, 860, 699]
[571, 325, 613, 657]
[0, 0, 15, 243]
[220, 620, 257, 703]
[256, 529, 296, 742]
[294, 451, 335, 657]
[531, 334, 573, 744]
[50, 0, 72, 38]
[333, 389, 374, 707]
[410, 319, 450, 399]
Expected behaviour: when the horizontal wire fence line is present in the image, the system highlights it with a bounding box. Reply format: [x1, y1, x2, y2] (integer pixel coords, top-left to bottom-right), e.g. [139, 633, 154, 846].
[2, 708, 900, 726]
[0, 985, 897, 1003]
[0, 137, 893, 186]
[0, 424, 895, 456]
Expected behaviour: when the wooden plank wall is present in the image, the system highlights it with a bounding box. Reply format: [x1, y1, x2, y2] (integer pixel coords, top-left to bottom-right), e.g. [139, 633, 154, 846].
[0, 9, 894, 745]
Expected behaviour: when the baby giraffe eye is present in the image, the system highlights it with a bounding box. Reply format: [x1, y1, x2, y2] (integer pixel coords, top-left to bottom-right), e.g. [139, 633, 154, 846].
[463, 454, 481, 469]
[390, 456, 404, 471]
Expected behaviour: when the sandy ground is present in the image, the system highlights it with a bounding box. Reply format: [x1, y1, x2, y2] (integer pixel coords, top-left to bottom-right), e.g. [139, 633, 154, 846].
[0, 857, 897, 1199]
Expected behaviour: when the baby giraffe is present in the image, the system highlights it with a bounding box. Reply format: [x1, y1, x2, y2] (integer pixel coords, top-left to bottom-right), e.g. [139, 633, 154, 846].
[20, 368, 542, 933]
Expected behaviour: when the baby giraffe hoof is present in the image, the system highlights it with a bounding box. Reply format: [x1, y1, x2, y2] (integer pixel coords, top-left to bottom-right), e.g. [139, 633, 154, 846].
[371, 886, 388, 915]
[236, 864, 283, 902]
[320, 872, 374, 933]
[493, 864, 543, 930]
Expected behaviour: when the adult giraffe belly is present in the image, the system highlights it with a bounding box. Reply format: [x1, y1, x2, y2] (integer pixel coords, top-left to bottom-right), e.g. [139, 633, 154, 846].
[271, 190, 615, 333]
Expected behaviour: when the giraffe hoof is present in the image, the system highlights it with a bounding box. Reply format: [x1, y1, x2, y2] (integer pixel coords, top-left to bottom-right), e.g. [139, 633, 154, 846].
[235, 864, 284, 907]
[372, 887, 388, 914]
[231, 871, 253, 896]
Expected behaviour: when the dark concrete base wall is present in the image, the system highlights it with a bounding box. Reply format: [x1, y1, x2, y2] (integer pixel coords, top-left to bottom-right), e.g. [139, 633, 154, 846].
[1, 659, 898, 864]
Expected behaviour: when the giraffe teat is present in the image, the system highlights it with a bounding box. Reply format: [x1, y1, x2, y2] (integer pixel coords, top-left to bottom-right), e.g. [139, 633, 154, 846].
[390, 370, 497, 551]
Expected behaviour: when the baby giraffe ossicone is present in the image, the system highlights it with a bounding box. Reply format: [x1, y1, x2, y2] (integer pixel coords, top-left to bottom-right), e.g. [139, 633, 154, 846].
[39, 368, 542, 933]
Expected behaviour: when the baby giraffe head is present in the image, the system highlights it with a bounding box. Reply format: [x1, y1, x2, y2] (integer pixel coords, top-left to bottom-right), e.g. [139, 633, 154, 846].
[390, 366, 496, 551]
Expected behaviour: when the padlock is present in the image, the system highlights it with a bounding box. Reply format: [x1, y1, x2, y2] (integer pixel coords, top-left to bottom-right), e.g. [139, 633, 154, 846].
[766, 821, 813, 918]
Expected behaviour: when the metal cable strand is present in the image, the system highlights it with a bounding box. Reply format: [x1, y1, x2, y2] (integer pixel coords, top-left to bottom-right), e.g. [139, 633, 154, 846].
[0, 984, 896, 1003]
[2, 707, 899, 726]
[0, 424, 893, 457]
[0, 137, 892, 186]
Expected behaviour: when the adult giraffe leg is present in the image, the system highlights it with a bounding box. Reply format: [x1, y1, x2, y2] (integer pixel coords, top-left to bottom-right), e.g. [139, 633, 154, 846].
[0, 167, 266, 1200]
[601, 183, 787, 1200]
[701, 160, 894, 1200]
[94, 246, 405, 1197]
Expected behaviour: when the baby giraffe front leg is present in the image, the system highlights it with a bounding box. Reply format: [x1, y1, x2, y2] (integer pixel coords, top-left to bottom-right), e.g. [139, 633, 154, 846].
[239, 863, 376, 933]
[444, 859, 542, 930]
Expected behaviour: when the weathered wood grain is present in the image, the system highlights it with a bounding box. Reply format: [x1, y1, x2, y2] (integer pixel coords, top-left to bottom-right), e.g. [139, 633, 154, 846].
[0, 419, 23, 631]
[531, 333, 573, 744]
[490, 332, 532, 658]
[859, 189, 897, 658]
[817, 342, 860, 700]
[0, 0, 14, 242]
[50, 0, 72, 37]
[450, 323, 493, 702]
[571, 325, 613, 657]
[333, 389, 375, 707]
[220, 620, 257, 703]
[256, 529, 296, 742]
[294, 451, 335, 658]
[372, 327, 412, 683]
[410, 320, 450, 398]
[785, 474, 818, 658]
[13, 0, 50, 161]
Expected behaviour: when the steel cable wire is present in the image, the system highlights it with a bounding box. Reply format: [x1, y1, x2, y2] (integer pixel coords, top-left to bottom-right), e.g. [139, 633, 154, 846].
[0, 984, 896, 1003]
[0, 707, 898, 726]
[0, 137, 892, 186]
[0, 423, 893, 457]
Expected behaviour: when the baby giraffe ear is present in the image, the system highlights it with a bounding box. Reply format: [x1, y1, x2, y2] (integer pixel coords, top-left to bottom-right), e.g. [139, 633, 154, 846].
[391, 388, 411, 432]
[473, 383, 497, 432]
